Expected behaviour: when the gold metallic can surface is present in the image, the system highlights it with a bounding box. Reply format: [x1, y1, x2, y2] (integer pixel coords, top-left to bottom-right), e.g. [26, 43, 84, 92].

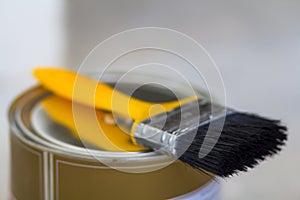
[9, 87, 220, 200]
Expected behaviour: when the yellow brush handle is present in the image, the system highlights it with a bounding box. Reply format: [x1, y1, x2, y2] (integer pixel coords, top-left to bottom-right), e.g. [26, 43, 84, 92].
[33, 67, 197, 121]
[42, 95, 147, 152]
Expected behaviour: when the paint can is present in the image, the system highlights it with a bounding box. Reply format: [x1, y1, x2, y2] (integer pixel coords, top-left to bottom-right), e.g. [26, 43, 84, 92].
[9, 86, 220, 200]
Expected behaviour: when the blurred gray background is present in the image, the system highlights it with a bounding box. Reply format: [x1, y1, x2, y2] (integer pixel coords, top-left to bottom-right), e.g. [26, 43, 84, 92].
[1, 0, 299, 199]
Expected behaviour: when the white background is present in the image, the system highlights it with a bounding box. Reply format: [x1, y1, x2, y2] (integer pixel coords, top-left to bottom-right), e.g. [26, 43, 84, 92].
[1, 1, 300, 200]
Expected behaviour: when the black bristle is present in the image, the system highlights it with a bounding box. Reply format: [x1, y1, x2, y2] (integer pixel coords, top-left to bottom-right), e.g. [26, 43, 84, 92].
[177, 113, 287, 177]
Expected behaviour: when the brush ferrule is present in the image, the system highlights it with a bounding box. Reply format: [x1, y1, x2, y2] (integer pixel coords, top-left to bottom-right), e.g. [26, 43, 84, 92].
[134, 123, 177, 155]
[133, 99, 227, 156]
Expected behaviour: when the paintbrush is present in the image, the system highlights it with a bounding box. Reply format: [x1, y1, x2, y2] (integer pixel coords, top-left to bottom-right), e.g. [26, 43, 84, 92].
[33, 67, 287, 177]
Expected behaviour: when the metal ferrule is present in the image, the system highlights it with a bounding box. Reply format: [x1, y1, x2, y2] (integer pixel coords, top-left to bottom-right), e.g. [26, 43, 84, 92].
[133, 99, 228, 156]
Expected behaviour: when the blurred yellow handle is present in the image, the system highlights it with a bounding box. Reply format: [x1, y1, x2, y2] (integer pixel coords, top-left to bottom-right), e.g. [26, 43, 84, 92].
[42, 96, 147, 152]
[33, 67, 197, 121]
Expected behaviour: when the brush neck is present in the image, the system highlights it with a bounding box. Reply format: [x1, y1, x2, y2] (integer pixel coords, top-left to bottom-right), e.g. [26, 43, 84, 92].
[133, 99, 229, 156]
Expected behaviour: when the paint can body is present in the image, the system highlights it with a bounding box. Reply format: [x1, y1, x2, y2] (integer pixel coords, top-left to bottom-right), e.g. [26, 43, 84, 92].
[9, 87, 220, 200]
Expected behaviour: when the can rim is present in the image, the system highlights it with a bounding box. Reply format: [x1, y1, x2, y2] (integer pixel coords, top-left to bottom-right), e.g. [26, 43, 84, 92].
[9, 86, 174, 165]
